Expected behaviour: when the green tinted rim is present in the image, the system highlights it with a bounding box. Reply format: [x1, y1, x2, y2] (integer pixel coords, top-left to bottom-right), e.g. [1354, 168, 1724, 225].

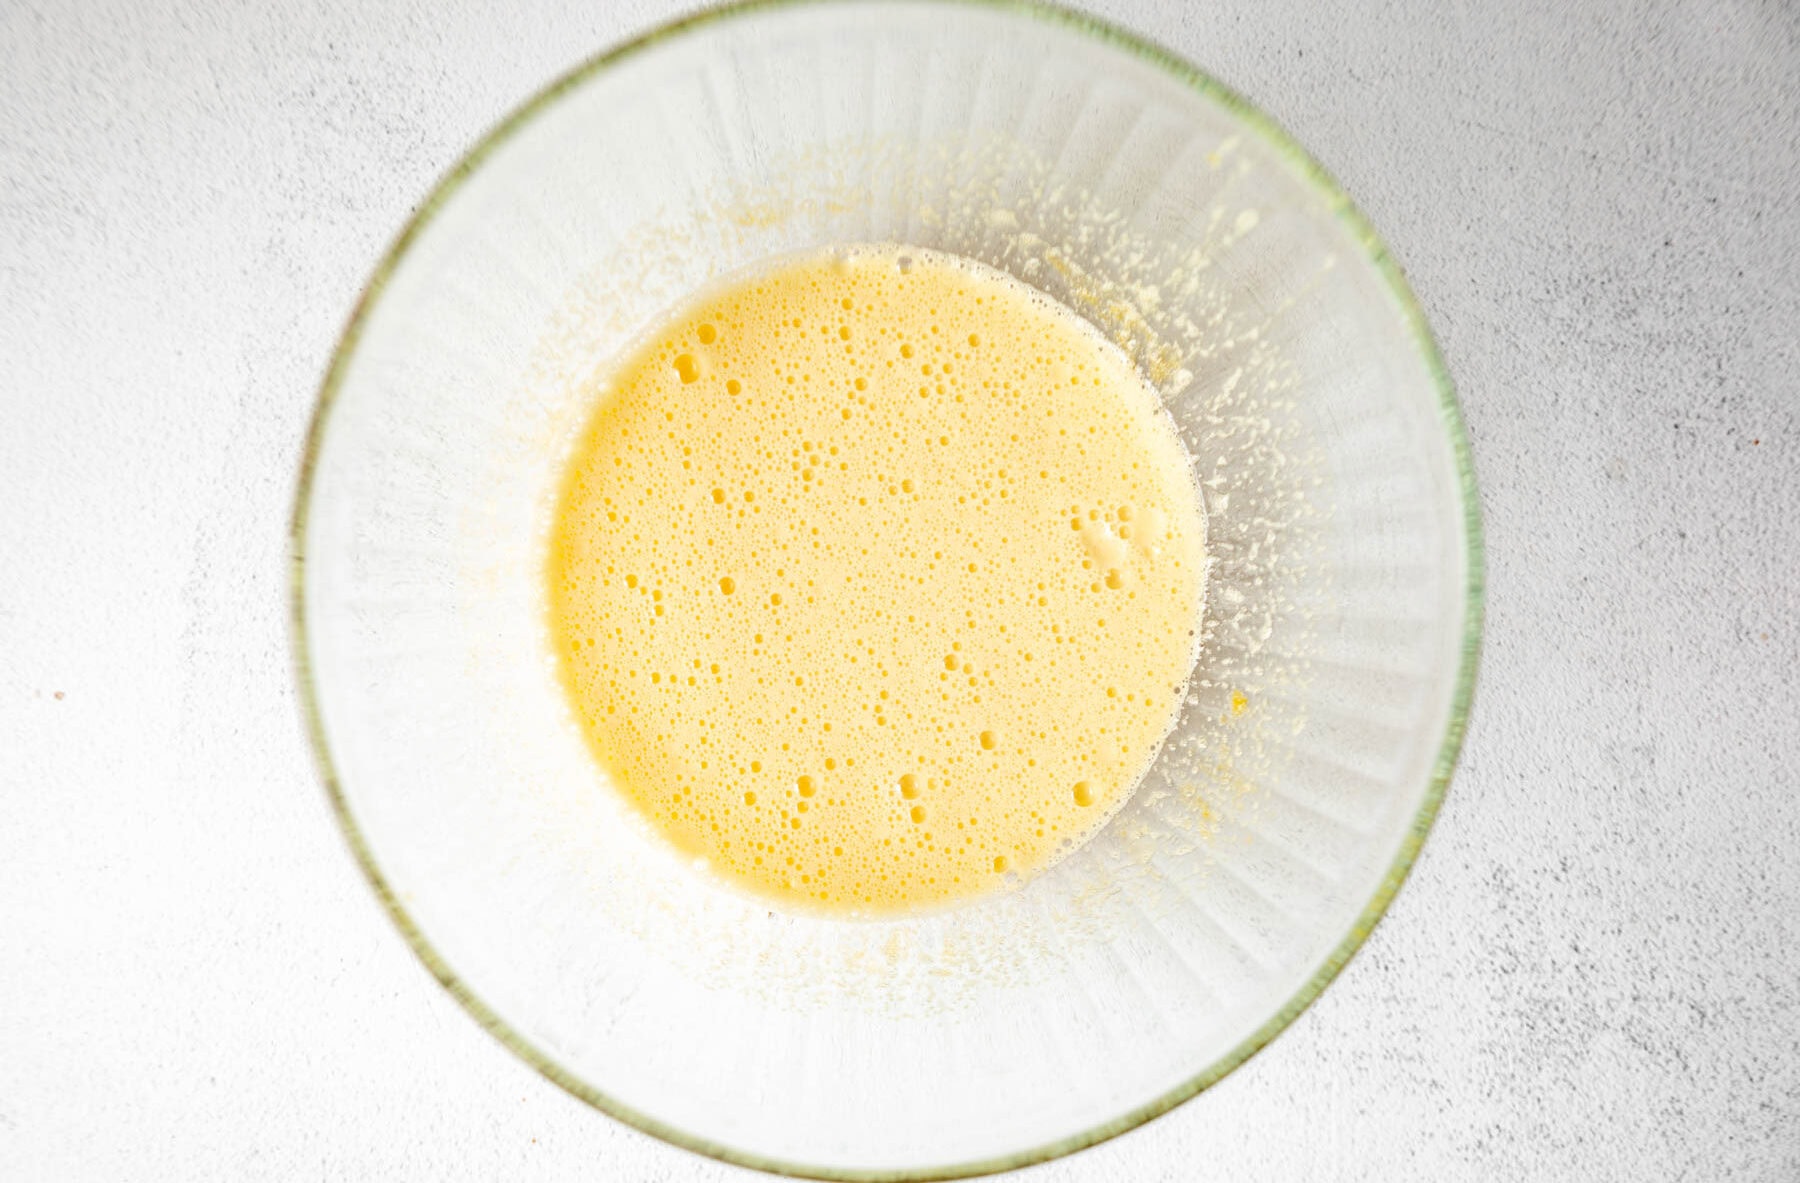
[289, 1, 1485, 1177]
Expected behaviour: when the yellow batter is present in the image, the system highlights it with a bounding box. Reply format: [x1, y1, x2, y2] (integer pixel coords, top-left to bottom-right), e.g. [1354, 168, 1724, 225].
[547, 246, 1204, 913]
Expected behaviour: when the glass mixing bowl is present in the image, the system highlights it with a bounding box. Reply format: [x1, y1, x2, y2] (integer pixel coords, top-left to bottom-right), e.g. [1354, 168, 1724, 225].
[292, 1, 1483, 1176]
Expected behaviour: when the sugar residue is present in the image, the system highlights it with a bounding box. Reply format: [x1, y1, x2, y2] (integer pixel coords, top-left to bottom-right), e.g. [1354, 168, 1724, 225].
[513, 131, 1326, 1017]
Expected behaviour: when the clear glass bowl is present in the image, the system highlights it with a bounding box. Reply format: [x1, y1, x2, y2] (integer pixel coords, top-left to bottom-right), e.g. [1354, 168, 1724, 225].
[292, 1, 1482, 1177]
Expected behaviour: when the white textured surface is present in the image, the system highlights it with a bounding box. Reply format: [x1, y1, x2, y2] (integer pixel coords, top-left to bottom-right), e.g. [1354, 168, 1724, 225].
[2, 0, 1797, 1178]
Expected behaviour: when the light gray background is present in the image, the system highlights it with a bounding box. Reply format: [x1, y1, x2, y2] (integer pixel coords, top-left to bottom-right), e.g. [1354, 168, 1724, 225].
[3, 0, 1797, 1178]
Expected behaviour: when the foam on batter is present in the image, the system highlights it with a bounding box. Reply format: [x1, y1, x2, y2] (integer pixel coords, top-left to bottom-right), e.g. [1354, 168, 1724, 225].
[547, 245, 1205, 913]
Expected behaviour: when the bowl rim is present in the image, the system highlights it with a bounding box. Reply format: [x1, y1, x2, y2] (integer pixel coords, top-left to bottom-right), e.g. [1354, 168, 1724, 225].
[289, 0, 1486, 1177]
